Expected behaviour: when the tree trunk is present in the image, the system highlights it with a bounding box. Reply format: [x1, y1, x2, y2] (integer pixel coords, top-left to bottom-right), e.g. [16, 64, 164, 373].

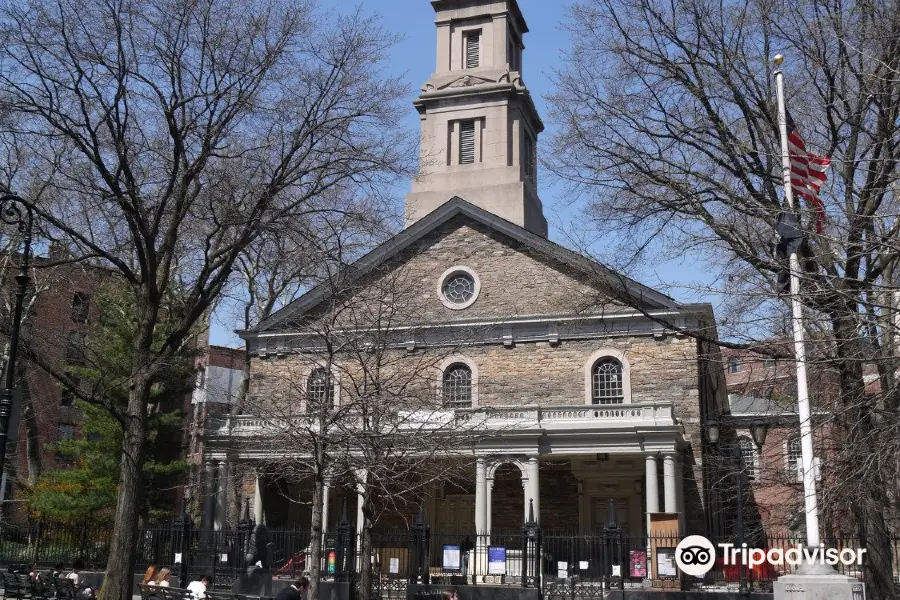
[358, 498, 374, 600]
[308, 471, 324, 600]
[832, 310, 897, 600]
[21, 387, 41, 487]
[98, 344, 155, 600]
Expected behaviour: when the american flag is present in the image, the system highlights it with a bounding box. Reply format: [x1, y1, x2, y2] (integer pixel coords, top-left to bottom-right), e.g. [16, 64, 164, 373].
[786, 111, 830, 233]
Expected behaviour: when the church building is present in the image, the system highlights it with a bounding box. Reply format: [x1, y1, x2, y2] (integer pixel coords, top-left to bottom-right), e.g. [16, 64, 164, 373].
[204, 0, 729, 547]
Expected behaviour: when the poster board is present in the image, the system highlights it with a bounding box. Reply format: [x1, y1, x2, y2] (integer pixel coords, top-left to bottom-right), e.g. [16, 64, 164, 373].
[442, 545, 461, 573]
[649, 512, 681, 588]
[377, 548, 408, 577]
[487, 547, 506, 575]
[629, 551, 647, 578]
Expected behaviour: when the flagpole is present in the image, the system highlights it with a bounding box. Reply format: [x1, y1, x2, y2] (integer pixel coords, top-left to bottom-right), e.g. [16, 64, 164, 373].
[773, 54, 821, 551]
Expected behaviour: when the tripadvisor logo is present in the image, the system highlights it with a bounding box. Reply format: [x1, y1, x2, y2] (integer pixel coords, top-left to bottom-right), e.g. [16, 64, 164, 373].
[675, 536, 717, 576]
[675, 535, 866, 577]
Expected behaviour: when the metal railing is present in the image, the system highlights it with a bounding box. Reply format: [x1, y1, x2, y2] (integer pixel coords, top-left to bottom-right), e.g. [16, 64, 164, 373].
[1, 520, 896, 593]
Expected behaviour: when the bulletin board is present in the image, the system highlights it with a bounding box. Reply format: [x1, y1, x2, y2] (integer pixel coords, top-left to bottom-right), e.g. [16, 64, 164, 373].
[649, 513, 681, 589]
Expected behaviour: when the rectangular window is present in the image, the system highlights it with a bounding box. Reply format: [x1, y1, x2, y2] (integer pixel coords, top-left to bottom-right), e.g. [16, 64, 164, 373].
[465, 31, 480, 68]
[786, 438, 802, 482]
[60, 378, 79, 407]
[523, 133, 536, 183]
[57, 424, 74, 441]
[459, 120, 476, 165]
[728, 358, 741, 373]
[66, 331, 86, 366]
[71, 292, 90, 323]
[55, 424, 75, 463]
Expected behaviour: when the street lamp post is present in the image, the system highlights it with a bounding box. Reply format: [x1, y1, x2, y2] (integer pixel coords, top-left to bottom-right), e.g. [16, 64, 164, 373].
[706, 420, 767, 596]
[0, 194, 34, 482]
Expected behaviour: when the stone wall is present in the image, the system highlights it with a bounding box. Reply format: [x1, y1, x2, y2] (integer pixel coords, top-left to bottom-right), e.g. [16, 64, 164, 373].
[298, 216, 625, 328]
[249, 334, 699, 417]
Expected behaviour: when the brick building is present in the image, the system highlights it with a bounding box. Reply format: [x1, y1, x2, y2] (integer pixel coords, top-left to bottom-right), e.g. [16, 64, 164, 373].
[721, 346, 843, 537]
[0, 252, 108, 515]
[203, 0, 731, 544]
[183, 344, 244, 524]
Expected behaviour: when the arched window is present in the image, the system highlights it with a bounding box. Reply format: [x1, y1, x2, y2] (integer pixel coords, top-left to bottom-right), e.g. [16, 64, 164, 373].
[738, 436, 759, 481]
[591, 358, 624, 404]
[306, 367, 334, 411]
[442, 364, 472, 408]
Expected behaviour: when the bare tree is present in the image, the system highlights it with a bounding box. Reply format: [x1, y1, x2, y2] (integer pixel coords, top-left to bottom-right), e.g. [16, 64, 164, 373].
[0, 0, 412, 596]
[548, 0, 900, 597]
[240, 253, 492, 600]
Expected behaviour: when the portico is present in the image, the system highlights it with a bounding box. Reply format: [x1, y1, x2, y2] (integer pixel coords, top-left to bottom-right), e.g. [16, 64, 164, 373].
[206, 400, 688, 537]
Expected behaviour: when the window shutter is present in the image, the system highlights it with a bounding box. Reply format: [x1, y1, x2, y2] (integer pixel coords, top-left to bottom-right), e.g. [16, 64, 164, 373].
[459, 120, 476, 164]
[465, 32, 480, 68]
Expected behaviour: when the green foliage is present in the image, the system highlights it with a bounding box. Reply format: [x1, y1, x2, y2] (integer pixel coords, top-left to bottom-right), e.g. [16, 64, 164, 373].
[29, 285, 196, 523]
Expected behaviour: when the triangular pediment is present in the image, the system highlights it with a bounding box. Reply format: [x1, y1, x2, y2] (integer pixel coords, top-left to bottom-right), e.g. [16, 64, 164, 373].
[249, 198, 681, 335]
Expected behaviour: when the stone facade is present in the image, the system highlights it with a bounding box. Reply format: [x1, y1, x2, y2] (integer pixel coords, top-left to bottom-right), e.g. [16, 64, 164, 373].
[205, 0, 728, 544]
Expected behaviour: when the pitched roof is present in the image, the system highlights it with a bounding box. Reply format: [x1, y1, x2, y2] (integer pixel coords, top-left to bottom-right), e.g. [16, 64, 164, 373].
[249, 197, 681, 334]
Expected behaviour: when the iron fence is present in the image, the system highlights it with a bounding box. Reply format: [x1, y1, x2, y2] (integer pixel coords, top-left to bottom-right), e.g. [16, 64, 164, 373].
[1, 520, 897, 594]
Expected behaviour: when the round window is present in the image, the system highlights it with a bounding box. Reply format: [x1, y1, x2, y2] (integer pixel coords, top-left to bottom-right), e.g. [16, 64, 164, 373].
[438, 266, 481, 310]
[443, 273, 475, 304]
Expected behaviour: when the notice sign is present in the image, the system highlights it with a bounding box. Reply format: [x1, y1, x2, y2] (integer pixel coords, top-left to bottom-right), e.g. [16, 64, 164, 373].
[629, 550, 647, 578]
[442, 545, 461, 572]
[579, 561, 589, 571]
[389, 557, 400, 574]
[557, 561, 568, 579]
[488, 547, 506, 575]
[656, 548, 677, 578]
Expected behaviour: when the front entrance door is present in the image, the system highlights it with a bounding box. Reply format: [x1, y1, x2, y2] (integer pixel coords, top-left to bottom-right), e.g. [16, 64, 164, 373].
[435, 494, 475, 533]
[592, 497, 632, 534]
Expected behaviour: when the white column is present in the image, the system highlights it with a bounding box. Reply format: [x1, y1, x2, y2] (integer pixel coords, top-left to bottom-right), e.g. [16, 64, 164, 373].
[525, 456, 540, 523]
[201, 461, 216, 531]
[356, 469, 367, 570]
[645, 454, 659, 534]
[253, 474, 265, 525]
[675, 455, 684, 530]
[214, 461, 227, 530]
[663, 453, 677, 513]
[356, 470, 366, 536]
[475, 459, 486, 535]
[486, 477, 494, 537]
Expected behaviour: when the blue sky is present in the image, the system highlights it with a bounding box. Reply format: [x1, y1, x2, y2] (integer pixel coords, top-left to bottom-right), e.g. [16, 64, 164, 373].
[209, 0, 712, 346]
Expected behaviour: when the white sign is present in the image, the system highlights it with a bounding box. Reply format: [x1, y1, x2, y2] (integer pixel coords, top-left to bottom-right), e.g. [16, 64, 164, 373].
[442, 545, 461, 572]
[557, 561, 568, 579]
[389, 558, 399, 574]
[221, 553, 229, 563]
[174, 553, 182, 564]
[612, 565, 621, 577]
[579, 561, 589, 570]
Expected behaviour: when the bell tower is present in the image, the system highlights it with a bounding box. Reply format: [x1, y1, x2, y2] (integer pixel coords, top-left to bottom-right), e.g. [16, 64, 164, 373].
[405, 0, 547, 236]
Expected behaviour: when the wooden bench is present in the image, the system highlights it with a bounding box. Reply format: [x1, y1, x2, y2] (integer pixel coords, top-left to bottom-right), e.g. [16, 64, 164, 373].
[139, 584, 167, 600]
[30, 574, 55, 600]
[53, 577, 94, 600]
[2, 572, 33, 600]
[160, 587, 198, 600]
[205, 593, 273, 600]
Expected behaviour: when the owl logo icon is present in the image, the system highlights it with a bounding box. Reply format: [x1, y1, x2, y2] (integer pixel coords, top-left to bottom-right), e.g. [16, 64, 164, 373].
[675, 535, 717, 576]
